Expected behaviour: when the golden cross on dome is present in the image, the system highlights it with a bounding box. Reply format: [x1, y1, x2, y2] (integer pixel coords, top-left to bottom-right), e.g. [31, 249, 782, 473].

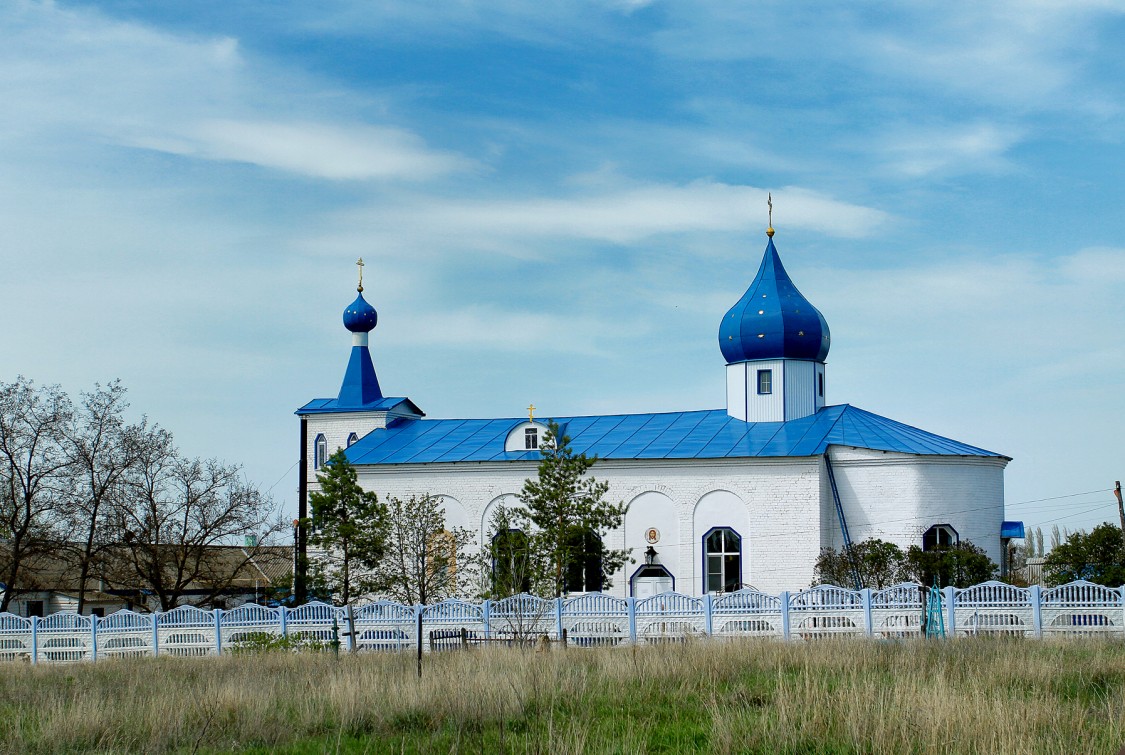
[356, 257, 365, 292]
[527, 404, 536, 422]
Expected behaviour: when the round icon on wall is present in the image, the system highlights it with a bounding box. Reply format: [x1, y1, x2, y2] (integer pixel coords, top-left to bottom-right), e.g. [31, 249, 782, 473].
[645, 528, 660, 544]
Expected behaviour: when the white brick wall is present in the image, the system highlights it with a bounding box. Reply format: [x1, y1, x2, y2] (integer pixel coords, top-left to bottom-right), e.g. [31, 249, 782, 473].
[826, 447, 1007, 565]
[305, 426, 1007, 597]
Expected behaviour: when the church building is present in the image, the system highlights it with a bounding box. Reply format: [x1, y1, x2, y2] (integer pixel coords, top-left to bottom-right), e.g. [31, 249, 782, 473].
[297, 224, 1012, 597]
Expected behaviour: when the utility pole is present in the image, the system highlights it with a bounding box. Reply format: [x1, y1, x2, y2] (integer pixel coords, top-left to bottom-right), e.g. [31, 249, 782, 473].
[1115, 481, 1124, 547]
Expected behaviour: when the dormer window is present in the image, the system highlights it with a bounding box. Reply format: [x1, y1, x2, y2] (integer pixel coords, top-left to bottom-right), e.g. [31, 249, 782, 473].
[505, 421, 548, 452]
[346, 432, 359, 448]
[757, 369, 772, 395]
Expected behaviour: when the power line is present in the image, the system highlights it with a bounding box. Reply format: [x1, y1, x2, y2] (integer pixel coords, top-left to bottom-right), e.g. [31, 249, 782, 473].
[1006, 489, 1112, 507]
[265, 460, 299, 496]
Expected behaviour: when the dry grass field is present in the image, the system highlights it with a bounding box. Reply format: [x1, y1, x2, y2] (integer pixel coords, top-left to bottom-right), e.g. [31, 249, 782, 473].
[1, 638, 1124, 753]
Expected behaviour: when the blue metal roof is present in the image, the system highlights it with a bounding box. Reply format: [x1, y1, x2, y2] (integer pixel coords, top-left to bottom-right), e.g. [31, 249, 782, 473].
[718, 235, 830, 365]
[295, 396, 424, 416]
[343, 404, 1007, 466]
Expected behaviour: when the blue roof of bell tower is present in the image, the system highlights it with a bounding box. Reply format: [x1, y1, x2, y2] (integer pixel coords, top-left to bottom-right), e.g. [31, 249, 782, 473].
[718, 233, 830, 364]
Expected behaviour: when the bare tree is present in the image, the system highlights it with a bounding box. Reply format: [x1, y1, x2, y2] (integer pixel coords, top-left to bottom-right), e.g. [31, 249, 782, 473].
[0, 377, 72, 612]
[64, 381, 138, 613]
[114, 422, 284, 610]
[369, 494, 476, 605]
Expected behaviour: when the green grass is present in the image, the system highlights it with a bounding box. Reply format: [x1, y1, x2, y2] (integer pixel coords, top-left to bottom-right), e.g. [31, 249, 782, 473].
[2, 638, 1125, 753]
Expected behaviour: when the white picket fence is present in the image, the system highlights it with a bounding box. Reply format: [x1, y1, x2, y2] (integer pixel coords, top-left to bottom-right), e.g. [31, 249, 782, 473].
[1, 580, 1121, 664]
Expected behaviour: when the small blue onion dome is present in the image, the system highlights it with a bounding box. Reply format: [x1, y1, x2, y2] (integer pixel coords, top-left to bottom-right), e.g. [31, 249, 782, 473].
[718, 235, 830, 364]
[342, 292, 378, 333]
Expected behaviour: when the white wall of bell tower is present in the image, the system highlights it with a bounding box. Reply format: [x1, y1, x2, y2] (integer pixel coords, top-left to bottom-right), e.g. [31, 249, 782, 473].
[726, 359, 826, 422]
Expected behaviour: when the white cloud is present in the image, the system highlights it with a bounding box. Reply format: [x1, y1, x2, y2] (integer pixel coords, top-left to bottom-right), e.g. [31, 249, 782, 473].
[653, 2, 1125, 116]
[327, 180, 890, 256]
[0, 1, 469, 182]
[874, 122, 1023, 178]
[134, 119, 473, 181]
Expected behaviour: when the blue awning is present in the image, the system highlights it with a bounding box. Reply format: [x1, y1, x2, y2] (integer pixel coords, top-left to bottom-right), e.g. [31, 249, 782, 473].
[1001, 521, 1026, 539]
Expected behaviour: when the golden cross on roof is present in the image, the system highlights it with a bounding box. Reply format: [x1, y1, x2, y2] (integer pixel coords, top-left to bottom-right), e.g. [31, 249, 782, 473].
[356, 257, 365, 292]
[766, 192, 775, 238]
[527, 404, 536, 422]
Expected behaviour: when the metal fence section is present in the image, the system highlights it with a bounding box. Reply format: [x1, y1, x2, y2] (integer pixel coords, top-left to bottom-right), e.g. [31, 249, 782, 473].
[6, 580, 1125, 664]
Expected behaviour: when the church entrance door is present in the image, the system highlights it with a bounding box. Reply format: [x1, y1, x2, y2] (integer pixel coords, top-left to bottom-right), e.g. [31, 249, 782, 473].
[631, 565, 674, 597]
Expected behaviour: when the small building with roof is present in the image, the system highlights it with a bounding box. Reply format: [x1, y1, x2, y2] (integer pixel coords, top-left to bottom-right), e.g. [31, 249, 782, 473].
[297, 225, 1011, 596]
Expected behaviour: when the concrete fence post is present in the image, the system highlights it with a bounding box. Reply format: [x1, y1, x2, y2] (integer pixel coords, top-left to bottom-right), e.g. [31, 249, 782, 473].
[482, 599, 491, 639]
[214, 609, 223, 656]
[944, 586, 957, 637]
[90, 614, 98, 663]
[779, 591, 791, 640]
[626, 597, 637, 644]
[30, 616, 38, 665]
[703, 593, 714, 636]
[151, 612, 160, 657]
[555, 597, 564, 640]
[1119, 586, 1125, 640]
[1030, 585, 1042, 638]
[279, 606, 288, 639]
[861, 589, 873, 637]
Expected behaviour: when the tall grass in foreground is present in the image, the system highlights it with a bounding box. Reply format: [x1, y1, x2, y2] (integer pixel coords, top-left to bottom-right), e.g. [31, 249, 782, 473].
[1, 639, 1124, 753]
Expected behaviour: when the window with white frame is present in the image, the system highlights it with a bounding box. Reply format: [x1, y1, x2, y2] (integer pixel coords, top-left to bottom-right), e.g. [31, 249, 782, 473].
[923, 524, 958, 551]
[314, 434, 327, 469]
[704, 527, 742, 593]
[757, 369, 772, 395]
[524, 427, 539, 450]
[346, 432, 359, 448]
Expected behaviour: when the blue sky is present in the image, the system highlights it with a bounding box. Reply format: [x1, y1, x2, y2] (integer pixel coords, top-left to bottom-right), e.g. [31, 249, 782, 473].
[2, 1, 1123, 538]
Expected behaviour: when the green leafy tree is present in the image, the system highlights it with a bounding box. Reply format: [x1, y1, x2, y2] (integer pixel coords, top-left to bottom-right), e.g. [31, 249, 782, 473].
[479, 504, 533, 598]
[511, 421, 628, 597]
[1043, 524, 1125, 586]
[815, 538, 909, 589]
[905, 541, 998, 588]
[306, 450, 386, 605]
[368, 494, 476, 605]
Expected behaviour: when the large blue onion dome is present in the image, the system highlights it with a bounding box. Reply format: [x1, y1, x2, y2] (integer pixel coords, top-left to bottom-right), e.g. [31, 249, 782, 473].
[342, 292, 378, 333]
[718, 233, 830, 364]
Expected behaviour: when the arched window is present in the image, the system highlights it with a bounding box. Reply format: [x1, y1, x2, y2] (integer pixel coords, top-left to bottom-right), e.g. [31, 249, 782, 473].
[564, 528, 603, 593]
[703, 527, 742, 593]
[923, 524, 959, 551]
[346, 432, 359, 448]
[314, 434, 327, 470]
[492, 529, 531, 595]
